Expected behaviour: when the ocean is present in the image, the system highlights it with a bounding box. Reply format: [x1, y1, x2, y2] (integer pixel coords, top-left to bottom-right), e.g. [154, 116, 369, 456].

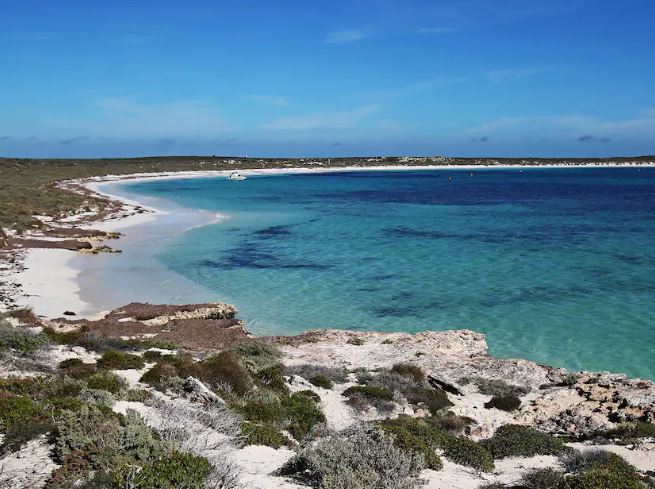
[98, 167, 655, 379]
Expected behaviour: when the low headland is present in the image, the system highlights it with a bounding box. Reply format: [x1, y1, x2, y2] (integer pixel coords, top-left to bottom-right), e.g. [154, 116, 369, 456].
[0, 155, 654, 488]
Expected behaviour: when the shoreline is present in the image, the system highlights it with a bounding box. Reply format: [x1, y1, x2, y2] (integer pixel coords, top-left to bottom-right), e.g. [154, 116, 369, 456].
[3, 163, 655, 367]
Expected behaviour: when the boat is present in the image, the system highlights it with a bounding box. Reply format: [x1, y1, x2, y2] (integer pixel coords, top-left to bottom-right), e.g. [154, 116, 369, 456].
[228, 171, 247, 181]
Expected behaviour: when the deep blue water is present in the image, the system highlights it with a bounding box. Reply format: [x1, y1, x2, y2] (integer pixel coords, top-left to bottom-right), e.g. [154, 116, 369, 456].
[119, 168, 655, 378]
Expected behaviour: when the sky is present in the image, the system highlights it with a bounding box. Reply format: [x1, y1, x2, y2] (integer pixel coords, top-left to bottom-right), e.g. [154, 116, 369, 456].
[1, 0, 654, 158]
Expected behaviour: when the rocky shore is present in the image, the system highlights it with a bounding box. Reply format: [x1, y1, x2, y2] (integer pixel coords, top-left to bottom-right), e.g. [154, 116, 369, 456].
[1, 301, 654, 488]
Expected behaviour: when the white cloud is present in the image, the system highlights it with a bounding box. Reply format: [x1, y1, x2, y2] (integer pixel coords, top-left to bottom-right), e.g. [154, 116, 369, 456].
[262, 105, 378, 131]
[89, 98, 230, 137]
[324, 29, 367, 44]
[247, 94, 290, 107]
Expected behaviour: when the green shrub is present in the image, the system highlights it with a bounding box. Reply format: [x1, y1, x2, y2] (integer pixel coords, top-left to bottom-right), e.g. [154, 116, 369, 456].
[281, 393, 327, 440]
[602, 421, 655, 444]
[459, 376, 528, 397]
[379, 423, 442, 470]
[238, 392, 325, 440]
[199, 351, 253, 395]
[379, 416, 494, 472]
[256, 364, 288, 392]
[278, 425, 426, 489]
[85, 372, 127, 395]
[115, 451, 211, 488]
[287, 364, 349, 383]
[565, 468, 643, 489]
[0, 396, 45, 428]
[430, 411, 475, 436]
[58, 358, 96, 378]
[140, 361, 181, 392]
[481, 425, 566, 459]
[241, 422, 293, 448]
[295, 390, 321, 403]
[0, 323, 49, 355]
[405, 386, 453, 414]
[561, 449, 638, 477]
[97, 350, 145, 370]
[484, 393, 521, 412]
[440, 435, 495, 472]
[309, 374, 333, 389]
[78, 388, 116, 407]
[343, 385, 394, 402]
[391, 363, 426, 383]
[45, 396, 85, 414]
[231, 341, 282, 373]
[520, 468, 567, 488]
[0, 418, 52, 454]
[142, 350, 163, 362]
[126, 388, 152, 403]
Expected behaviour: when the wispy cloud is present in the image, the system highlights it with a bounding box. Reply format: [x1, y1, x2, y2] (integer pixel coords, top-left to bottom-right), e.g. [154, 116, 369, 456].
[262, 105, 378, 131]
[578, 134, 611, 143]
[92, 97, 230, 137]
[325, 28, 367, 45]
[248, 94, 290, 107]
[60, 136, 89, 145]
[484, 68, 541, 83]
[350, 76, 470, 104]
[417, 26, 458, 34]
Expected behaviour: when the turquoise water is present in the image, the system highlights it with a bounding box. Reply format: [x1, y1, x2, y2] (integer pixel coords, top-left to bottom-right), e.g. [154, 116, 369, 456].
[118, 168, 655, 379]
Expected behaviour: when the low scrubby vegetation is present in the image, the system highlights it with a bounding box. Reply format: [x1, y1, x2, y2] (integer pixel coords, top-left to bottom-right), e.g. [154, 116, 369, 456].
[279, 425, 426, 489]
[96, 349, 145, 370]
[481, 424, 566, 459]
[0, 319, 50, 355]
[42, 325, 176, 353]
[484, 449, 654, 488]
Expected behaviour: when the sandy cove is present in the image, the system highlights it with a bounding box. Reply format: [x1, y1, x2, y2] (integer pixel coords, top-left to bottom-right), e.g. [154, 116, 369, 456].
[4, 162, 655, 319]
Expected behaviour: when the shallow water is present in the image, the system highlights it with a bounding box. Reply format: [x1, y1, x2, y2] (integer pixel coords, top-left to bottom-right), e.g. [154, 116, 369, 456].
[109, 168, 655, 378]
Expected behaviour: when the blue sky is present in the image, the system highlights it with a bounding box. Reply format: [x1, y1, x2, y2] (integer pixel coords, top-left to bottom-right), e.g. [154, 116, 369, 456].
[1, 0, 654, 158]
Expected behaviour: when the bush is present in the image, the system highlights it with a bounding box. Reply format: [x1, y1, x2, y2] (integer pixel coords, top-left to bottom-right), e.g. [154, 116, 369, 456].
[97, 350, 145, 370]
[114, 451, 211, 488]
[520, 468, 567, 488]
[405, 387, 453, 414]
[278, 425, 426, 489]
[0, 323, 49, 355]
[565, 468, 644, 489]
[58, 359, 96, 379]
[440, 435, 495, 472]
[85, 372, 127, 395]
[199, 351, 253, 396]
[238, 393, 325, 441]
[481, 425, 566, 459]
[484, 393, 522, 412]
[3, 307, 39, 324]
[602, 421, 655, 444]
[391, 363, 426, 383]
[380, 416, 494, 472]
[281, 393, 327, 440]
[142, 350, 163, 362]
[126, 388, 152, 403]
[0, 418, 52, 454]
[347, 337, 364, 346]
[460, 376, 528, 397]
[343, 385, 394, 402]
[287, 364, 349, 383]
[295, 390, 321, 403]
[231, 341, 282, 373]
[256, 364, 288, 392]
[0, 395, 45, 428]
[78, 388, 116, 407]
[561, 449, 638, 477]
[430, 411, 475, 436]
[379, 423, 442, 470]
[241, 422, 292, 448]
[309, 374, 333, 389]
